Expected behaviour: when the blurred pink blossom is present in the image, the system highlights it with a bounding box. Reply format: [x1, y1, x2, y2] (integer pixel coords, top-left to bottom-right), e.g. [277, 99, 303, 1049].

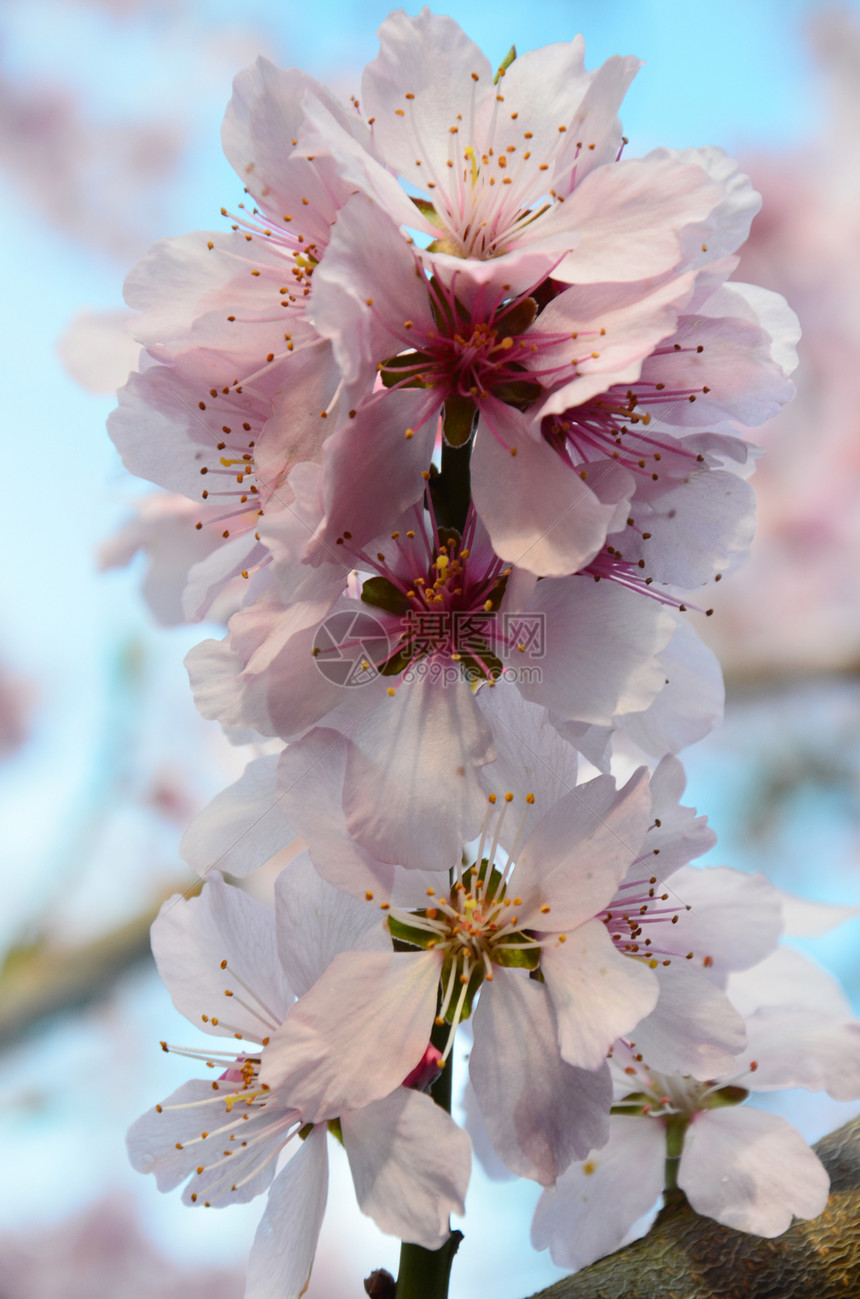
[0, 657, 31, 759]
[702, 6, 860, 674]
[0, 69, 183, 257]
[57, 309, 140, 395]
[0, 1196, 244, 1299]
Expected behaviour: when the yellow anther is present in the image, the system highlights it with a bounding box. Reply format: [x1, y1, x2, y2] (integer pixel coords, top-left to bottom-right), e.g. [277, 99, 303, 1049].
[463, 145, 479, 185]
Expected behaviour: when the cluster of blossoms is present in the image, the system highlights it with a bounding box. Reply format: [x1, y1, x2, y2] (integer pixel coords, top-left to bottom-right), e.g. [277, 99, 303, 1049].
[111, 11, 859, 1298]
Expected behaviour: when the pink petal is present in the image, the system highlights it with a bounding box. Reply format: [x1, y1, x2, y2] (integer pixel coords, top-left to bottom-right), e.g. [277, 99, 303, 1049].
[679, 1107, 830, 1236]
[471, 405, 633, 577]
[344, 675, 495, 872]
[259, 950, 440, 1123]
[342, 1088, 471, 1249]
[245, 1127, 329, 1299]
[531, 1116, 665, 1270]
[542, 920, 658, 1070]
[515, 576, 675, 724]
[469, 969, 611, 1185]
[151, 875, 292, 1041]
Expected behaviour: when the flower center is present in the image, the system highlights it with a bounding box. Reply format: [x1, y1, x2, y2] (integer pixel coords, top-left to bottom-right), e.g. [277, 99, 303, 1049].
[384, 792, 554, 1059]
[347, 504, 515, 682]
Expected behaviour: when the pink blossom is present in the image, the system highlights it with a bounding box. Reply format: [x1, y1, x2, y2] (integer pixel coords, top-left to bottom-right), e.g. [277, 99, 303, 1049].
[531, 1035, 833, 1270]
[186, 487, 708, 866]
[532, 933, 860, 1269]
[297, 11, 743, 296]
[261, 751, 766, 1186]
[260, 768, 658, 1186]
[107, 57, 375, 617]
[129, 869, 470, 1298]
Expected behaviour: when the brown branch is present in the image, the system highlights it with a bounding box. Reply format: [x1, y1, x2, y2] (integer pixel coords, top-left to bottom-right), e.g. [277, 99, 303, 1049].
[527, 1117, 860, 1298]
[0, 880, 201, 1051]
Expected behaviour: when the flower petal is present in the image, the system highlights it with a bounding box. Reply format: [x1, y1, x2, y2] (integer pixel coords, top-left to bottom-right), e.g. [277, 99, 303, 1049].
[541, 920, 658, 1070]
[470, 969, 611, 1185]
[274, 850, 391, 996]
[531, 1115, 665, 1270]
[180, 754, 295, 880]
[259, 950, 440, 1122]
[342, 1088, 471, 1249]
[151, 874, 292, 1040]
[343, 675, 495, 872]
[679, 1107, 830, 1236]
[245, 1127, 329, 1299]
[630, 964, 746, 1080]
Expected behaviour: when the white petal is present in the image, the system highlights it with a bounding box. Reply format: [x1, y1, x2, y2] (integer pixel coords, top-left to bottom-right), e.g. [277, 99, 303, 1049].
[151, 875, 292, 1040]
[274, 850, 391, 996]
[727, 947, 854, 1020]
[180, 754, 295, 880]
[342, 1088, 471, 1249]
[630, 964, 746, 1080]
[638, 754, 716, 876]
[531, 1116, 665, 1270]
[778, 892, 860, 937]
[542, 921, 658, 1070]
[127, 1078, 286, 1206]
[620, 617, 724, 757]
[276, 729, 441, 902]
[475, 677, 579, 822]
[470, 969, 611, 1184]
[516, 769, 651, 931]
[679, 1107, 829, 1236]
[741, 1006, 860, 1100]
[259, 951, 440, 1122]
[669, 866, 783, 983]
[245, 1128, 329, 1299]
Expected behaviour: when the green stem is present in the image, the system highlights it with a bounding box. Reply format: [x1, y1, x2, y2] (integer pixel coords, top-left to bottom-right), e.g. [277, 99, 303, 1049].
[664, 1114, 687, 1193]
[395, 1231, 463, 1299]
[394, 1008, 461, 1298]
[433, 436, 473, 535]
